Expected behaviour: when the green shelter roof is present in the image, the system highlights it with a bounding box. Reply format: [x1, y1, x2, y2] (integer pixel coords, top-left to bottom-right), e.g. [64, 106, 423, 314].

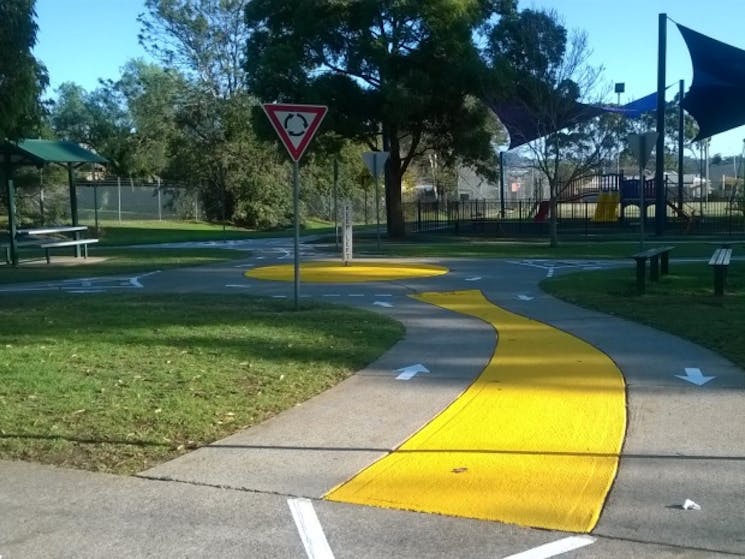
[1, 139, 108, 168]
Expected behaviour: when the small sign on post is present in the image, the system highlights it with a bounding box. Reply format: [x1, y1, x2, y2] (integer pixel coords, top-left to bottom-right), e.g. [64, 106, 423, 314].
[262, 104, 328, 162]
[262, 103, 328, 309]
[361, 151, 389, 250]
[628, 132, 658, 250]
[342, 200, 353, 265]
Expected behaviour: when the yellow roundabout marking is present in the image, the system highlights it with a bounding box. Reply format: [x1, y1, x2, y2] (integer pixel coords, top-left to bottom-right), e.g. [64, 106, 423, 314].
[326, 290, 626, 532]
[244, 261, 448, 283]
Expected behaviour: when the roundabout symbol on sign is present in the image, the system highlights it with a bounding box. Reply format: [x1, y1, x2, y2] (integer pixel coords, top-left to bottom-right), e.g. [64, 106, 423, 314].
[284, 113, 309, 137]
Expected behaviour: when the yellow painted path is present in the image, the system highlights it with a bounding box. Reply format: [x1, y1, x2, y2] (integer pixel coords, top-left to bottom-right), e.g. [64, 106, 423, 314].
[326, 290, 626, 532]
[245, 261, 448, 283]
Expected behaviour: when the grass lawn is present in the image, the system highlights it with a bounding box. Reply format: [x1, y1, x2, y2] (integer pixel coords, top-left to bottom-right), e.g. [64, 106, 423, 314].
[0, 294, 403, 474]
[542, 261, 745, 370]
[91, 219, 333, 246]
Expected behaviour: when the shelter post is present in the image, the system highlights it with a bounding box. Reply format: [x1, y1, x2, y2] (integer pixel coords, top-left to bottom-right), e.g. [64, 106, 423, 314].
[655, 13, 667, 236]
[2, 159, 19, 266]
[67, 162, 81, 257]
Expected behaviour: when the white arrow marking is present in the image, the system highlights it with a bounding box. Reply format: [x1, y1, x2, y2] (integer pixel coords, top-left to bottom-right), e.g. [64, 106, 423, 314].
[675, 367, 716, 386]
[287, 498, 335, 559]
[502, 535, 596, 559]
[395, 363, 430, 380]
[465, 276, 482, 282]
[374, 301, 393, 308]
[518, 294, 535, 301]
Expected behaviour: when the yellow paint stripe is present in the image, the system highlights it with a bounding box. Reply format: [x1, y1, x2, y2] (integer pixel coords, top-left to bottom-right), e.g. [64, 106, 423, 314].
[245, 261, 448, 283]
[326, 290, 626, 532]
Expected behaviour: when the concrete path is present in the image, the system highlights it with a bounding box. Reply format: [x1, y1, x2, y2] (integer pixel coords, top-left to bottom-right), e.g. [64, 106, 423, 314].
[1, 240, 744, 558]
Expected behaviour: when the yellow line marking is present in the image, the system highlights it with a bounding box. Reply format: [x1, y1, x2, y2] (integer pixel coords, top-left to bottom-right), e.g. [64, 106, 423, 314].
[325, 290, 626, 532]
[245, 261, 448, 283]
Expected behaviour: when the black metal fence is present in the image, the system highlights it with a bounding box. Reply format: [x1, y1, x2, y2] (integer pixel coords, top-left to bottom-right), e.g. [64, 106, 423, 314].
[404, 193, 745, 237]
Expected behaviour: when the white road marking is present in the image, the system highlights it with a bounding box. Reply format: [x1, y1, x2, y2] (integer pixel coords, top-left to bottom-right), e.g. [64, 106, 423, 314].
[287, 498, 335, 559]
[322, 294, 341, 298]
[373, 294, 393, 297]
[225, 284, 251, 289]
[465, 276, 482, 281]
[546, 268, 555, 278]
[373, 301, 393, 308]
[502, 535, 596, 559]
[517, 294, 535, 301]
[395, 363, 430, 380]
[675, 367, 716, 386]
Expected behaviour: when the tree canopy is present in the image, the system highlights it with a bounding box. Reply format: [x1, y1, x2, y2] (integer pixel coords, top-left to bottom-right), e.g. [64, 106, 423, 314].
[245, 0, 516, 237]
[0, 0, 48, 141]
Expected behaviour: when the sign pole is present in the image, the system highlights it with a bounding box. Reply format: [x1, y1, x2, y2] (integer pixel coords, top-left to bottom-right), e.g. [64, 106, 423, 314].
[639, 154, 646, 251]
[293, 161, 300, 310]
[375, 154, 381, 250]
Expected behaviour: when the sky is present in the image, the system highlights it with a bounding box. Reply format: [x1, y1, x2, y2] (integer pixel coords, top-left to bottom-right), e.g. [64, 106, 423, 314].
[33, 0, 745, 156]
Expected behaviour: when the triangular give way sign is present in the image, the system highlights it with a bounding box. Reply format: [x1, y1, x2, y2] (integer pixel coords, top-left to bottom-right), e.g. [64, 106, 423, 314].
[262, 103, 328, 162]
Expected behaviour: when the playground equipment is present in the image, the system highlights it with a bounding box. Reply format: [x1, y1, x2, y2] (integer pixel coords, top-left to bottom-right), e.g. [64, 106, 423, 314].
[533, 201, 550, 222]
[592, 191, 620, 222]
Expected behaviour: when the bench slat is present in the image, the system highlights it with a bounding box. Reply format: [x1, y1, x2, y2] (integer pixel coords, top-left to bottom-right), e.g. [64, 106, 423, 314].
[708, 248, 731, 267]
[39, 239, 99, 249]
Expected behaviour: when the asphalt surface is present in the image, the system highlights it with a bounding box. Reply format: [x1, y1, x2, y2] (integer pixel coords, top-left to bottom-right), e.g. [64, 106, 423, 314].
[2, 238, 744, 558]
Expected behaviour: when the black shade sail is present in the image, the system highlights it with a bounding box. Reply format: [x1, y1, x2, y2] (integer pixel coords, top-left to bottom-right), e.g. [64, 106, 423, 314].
[487, 95, 656, 151]
[678, 24, 745, 141]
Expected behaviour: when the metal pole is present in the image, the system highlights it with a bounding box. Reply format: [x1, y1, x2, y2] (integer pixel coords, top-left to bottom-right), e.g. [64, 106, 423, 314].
[499, 151, 506, 218]
[655, 12, 667, 236]
[68, 163, 81, 257]
[640, 155, 646, 250]
[678, 79, 684, 214]
[93, 182, 99, 230]
[375, 153, 381, 250]
[293, 161, 300, 310]
[117, 176, 122, 222]
[157, 177, 162, 221]
[333, 159, 339, 251]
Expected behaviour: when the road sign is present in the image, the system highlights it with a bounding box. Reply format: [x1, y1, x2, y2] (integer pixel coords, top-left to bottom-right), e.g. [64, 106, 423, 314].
[262, 103, 328, 162]
[628, 132, 657, 168]
[362, 151, 389, 179]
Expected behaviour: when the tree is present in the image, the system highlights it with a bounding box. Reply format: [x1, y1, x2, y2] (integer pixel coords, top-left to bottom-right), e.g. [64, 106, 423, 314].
[49, 82, 134, 175]
[245, 0, 516, 238]
[104, 60, 188, 177]
[138, 0, 297, 227]
[0, 0, 48, 140]
[485, 9, 614, 247]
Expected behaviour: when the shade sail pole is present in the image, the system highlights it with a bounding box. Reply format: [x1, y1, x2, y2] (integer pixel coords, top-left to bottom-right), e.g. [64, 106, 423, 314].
[655, 13, 667, 236]
[678, 79, 685, 214]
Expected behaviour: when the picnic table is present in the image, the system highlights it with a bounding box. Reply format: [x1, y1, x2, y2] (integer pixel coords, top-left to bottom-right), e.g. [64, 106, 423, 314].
[4, 225, 98, 264]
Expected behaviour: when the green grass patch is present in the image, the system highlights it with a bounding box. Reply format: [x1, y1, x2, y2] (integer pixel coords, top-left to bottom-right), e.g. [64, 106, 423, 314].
[542, 261, 745, 369]
[88, 219, 333, 246]
[0, 294, 403, 474]
[0, 247, 247, 284]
